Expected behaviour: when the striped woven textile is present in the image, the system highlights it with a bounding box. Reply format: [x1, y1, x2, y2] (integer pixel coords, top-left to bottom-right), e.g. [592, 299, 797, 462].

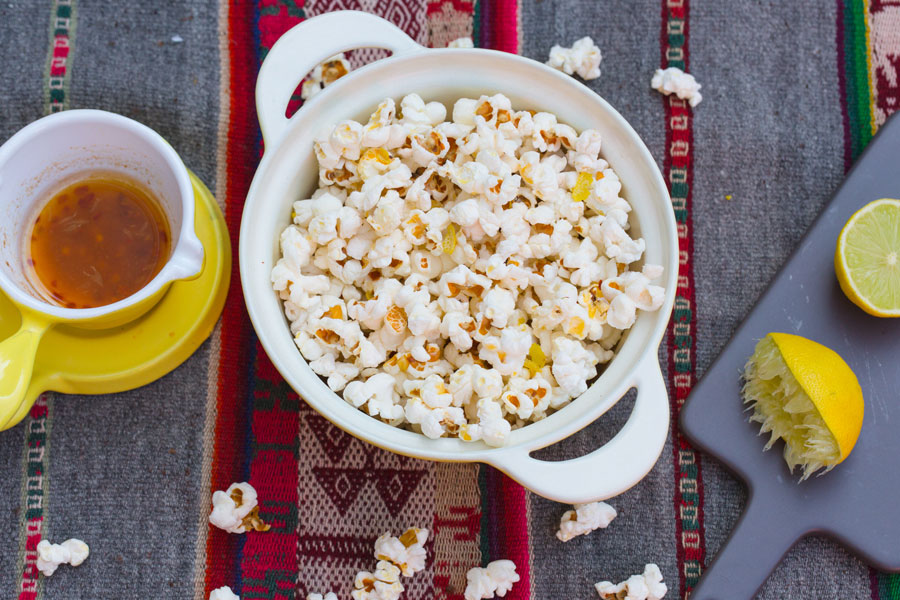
[0, 1, 899, 599]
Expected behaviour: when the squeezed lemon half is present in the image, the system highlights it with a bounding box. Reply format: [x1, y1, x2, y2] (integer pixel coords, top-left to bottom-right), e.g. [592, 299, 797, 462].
[742, 333, 864, 480]
[835, 198, 900, 317]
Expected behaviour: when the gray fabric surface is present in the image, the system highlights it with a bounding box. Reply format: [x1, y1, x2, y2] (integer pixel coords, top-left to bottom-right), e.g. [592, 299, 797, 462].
[0, 1, 222, 598]
[71, 1, 222, 186]
[0, 1, 67, 593]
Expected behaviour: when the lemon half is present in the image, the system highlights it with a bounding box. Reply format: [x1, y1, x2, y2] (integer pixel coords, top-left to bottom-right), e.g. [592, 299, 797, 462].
[835, 198, 900, 317]
[742, 333, 864, 480]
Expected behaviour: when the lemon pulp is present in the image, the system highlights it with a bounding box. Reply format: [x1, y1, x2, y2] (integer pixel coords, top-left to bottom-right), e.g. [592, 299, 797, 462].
[835, 198, 900, 317]
[742, 333, 864, 480]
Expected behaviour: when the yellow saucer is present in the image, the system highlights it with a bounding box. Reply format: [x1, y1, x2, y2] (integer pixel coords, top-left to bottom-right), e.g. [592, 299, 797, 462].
[0, 172, 230, 427]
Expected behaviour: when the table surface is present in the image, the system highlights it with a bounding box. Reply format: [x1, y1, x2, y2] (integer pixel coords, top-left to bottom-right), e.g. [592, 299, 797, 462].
[0, 1, 898, 599]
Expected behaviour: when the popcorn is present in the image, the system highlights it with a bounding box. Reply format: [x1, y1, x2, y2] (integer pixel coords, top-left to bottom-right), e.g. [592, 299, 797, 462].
[344, 373, 404, 421]
[36, 538, 90, 576]
[551, 337, 598, 398]
[501, 376, 552, 420]
[651, 66, 702, 107]
[556, 501, 617, 542]
[351, 562, 405, 600]
[210, 586, 241, 600]
[209, 482, 271, 534]
[448, 36, 474, 48]
[481, 287, 516, 327]
[301, 53, 351, 100]
[274, 93, 667, 446]
[374, 528, 429, 576]
[547, 36, 602, 80]
[476, 398, 512, 447]
[464, 560, 520, 600]
[400, 93, 447, 129]
[607, 293, 637, 330]
[595, 564, 668, 600]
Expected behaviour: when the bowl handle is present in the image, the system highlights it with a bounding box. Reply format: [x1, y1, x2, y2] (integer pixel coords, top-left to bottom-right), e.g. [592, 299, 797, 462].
[486, 351, 670, 504]
[256, 10, 424, 146]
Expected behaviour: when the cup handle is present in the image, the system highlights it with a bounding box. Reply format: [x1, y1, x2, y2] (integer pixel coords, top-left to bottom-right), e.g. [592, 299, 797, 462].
[486, 351, 670, 504]
[0, 314, 50, 430]
[255, 10, 424, 146]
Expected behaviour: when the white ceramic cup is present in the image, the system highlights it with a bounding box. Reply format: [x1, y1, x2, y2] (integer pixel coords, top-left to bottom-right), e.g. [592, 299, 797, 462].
[0, 109, 205, 429]
[241, 11, 679, 503]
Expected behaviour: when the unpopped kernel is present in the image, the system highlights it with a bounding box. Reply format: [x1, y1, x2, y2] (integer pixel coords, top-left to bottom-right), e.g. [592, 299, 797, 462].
[273, 93, 666, 447]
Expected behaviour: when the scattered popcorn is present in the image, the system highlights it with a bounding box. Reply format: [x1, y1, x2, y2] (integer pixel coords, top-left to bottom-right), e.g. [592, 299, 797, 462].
[301, 53, 351, 100]
[210, 586, 240, 600]
[595, 564, 667, 600]
[448, 37, 474, 48]
[556, 501, 617, 542]
[374, 527, 429, 576]
[208, 482, 271, 534]
[306, 594, 338, 600]
[273, 93, 667, 445]
[651, 67, 702, 107]
[340, 527, 430, 600]
[464, 560, 520, 600]
[351, 561, 405, 600]
[547, 36, 602, 80]
[36, 538, 89, 576]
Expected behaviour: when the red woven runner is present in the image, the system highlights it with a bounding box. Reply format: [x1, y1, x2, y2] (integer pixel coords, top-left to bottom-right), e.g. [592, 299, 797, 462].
[203, 2, 532, 599]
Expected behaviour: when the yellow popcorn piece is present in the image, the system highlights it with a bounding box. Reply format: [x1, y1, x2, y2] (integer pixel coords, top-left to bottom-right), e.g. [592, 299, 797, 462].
[362, 147, 392, 165]
[523, 343, 546, 377]
[443, 223, 457, 255]
[571, 171, 593, 202]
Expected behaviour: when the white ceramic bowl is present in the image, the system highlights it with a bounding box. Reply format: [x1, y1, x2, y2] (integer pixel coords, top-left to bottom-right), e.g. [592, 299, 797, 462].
[240, 11, 678, 503]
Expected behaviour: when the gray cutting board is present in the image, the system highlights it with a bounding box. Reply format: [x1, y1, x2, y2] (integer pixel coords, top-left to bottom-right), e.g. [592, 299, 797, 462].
[680, 110, 900, 600]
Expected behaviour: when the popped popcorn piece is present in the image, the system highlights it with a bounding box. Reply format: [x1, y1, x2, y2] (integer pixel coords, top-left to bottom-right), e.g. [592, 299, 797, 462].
[476, 398, 512, 447]
[344, 373, 404, 421]
[209, 482, 271, 534]
[36, 538, 90, 577]
[301, 53, 351, 100]
[400, 93, 447, 129]
[551, 337, 598, 398]
[547, 36, 602, 80]
[464, 560, 520, 600]
[210, 587, 241, 600]
[274, 93, 668, 446]
[651, 67, 702, 107]
[351, 562, 405, 600]
[448, 36, 474, 48]
[374, 528, 430, 576]
[595, 564, 668, 600]
[62, 538, 90, 567]
[306, 594, 338, 600]
[556, 501, 617, 542]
